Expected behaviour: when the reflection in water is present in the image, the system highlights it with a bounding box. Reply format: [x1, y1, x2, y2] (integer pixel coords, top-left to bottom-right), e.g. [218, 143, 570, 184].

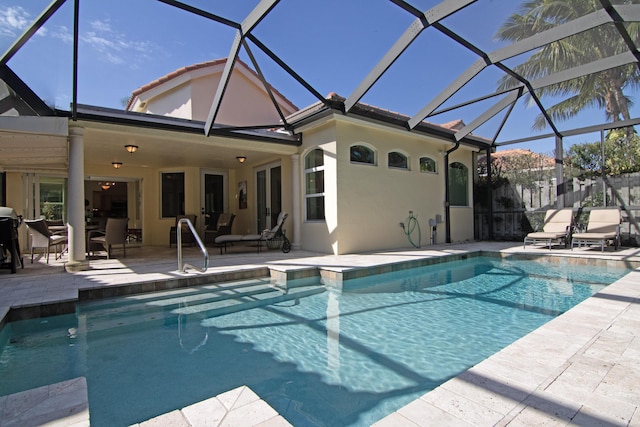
[178, 299, 209, 354]
[326, 290, 340, 383]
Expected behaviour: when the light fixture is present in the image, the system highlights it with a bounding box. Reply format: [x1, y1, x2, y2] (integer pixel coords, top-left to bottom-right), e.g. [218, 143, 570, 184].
[99, 182, 115, 191]
[236, 156, 247, 163]
[112, 162, 123, 169]
[125, 144, 138, 153]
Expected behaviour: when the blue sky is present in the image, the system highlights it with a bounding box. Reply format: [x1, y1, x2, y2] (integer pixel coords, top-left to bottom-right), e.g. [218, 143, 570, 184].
[0, 0, 638, 154]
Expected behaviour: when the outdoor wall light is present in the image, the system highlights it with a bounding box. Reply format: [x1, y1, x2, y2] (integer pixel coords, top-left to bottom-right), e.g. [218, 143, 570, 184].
[236, 156, 247, 163]
[125, 144, 139, 153]
[112, 162, 123, 169]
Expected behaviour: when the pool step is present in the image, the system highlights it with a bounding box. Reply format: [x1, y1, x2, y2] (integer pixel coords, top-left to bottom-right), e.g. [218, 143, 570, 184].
[79, 278, 282, 323]
[80, 281, 324, 334]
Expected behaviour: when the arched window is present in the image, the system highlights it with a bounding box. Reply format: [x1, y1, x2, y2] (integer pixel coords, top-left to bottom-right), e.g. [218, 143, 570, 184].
[449, 162, 468, 206]
[419, 156, 437, 173]
[388, 152, 408, 170]
[305, 148, 325, 221]
[350, 144, 375, 165]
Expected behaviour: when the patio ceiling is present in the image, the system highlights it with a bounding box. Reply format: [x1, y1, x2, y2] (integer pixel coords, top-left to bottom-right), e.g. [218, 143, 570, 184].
[0, 0, 639, 155]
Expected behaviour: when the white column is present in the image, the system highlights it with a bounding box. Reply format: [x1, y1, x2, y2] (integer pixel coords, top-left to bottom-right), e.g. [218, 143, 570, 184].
[67, 125, 89, 271]
[291, 154, 302, 250]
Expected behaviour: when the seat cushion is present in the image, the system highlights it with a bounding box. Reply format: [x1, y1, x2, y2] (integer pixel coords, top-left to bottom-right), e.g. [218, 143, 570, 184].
[526, 232, 565, 239]
[572, 232, 616, 240]
[215, 235, 244, 244]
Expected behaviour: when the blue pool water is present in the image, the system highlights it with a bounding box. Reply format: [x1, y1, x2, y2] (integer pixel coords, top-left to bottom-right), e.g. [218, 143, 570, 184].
[0, 256, 631, 426]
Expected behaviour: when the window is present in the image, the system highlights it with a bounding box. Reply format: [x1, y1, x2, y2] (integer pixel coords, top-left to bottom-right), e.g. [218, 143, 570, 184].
[40, 177, 66, 220]
[350, 144, 375, 165]
[420, 156, 437, 173]
[449, 162, 468, 206]
[388, 152, 408, 170]
[162, 172, 185, 218]
[305, 149, 325, 221]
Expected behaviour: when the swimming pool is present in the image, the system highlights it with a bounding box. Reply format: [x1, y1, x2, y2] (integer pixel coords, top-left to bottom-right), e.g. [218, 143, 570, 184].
[0, 256, 631, 426]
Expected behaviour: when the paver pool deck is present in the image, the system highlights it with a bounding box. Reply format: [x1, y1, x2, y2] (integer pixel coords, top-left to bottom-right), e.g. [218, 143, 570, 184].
[1, 241, 639, 426]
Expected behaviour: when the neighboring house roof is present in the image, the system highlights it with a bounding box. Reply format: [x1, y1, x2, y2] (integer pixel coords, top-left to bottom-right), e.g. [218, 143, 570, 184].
[125, 58, 298, 114]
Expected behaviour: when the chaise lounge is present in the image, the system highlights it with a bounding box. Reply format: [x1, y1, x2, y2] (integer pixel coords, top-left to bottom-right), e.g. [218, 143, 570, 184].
[215, 212, 291, 254]
[571, 207, 622, 252]
[523, 208, 574, 250]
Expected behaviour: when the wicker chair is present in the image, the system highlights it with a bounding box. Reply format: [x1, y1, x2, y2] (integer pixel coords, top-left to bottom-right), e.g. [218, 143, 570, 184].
[24, 219, 67, 263]
[88, 218, 129, 259]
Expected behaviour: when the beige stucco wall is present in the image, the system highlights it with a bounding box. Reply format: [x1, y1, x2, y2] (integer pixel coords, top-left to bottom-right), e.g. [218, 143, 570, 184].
[447, 149, 475, 244]
[139, 67, 296, 127]
[299, 122, 338, 253]
[145, 86, 192, 120]
[298, 115, 476, 255]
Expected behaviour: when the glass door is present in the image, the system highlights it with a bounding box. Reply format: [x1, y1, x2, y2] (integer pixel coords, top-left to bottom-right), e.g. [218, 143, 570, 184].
[200, 170, 227, 236]
[255, 162, 281, 232]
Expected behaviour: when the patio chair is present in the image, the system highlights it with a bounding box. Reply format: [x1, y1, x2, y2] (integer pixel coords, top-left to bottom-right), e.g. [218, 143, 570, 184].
[24, 219, 68, 264]
[523, 208, 574, 250]
[169, 214, 197, 247]
[204, 213, 235, 245]
[215, 212, 291, 254]
[88, 218, 129, 259]
[571, 208, 622, 252]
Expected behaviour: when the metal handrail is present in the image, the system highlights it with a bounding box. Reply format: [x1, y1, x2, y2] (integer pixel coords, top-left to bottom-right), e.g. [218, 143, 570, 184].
[177, 218, 209, 273]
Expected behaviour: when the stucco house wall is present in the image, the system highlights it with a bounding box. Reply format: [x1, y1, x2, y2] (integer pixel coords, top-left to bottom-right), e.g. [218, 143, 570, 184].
[299, 122, 339, 254]
[299, 114, 475, 255]
[448, 150, 475, 243]
[129, 60, 297, 126]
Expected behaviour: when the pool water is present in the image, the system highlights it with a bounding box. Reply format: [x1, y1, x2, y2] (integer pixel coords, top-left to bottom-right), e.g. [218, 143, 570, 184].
[0, 256, 630, 426]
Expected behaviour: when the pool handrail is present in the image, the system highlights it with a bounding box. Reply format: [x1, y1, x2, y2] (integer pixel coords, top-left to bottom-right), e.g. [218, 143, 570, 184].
[177, 217, 209, 273]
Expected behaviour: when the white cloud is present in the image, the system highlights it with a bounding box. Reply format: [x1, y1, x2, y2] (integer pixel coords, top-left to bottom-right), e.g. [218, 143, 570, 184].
[80, 18, 158, 66]
[0, 7, 157, 67]
[0, 6, 29, 36]
[0, 5, 47, 37]
[51, 25, 72, 44]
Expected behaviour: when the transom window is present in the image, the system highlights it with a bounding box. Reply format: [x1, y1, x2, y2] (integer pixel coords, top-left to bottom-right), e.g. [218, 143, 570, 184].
[305, 149, 325, 221]
[388, 152, 408, 170]
[420, 156, 437, 173]
[350, 144, 375, 165]
[449, 162, 468, 207]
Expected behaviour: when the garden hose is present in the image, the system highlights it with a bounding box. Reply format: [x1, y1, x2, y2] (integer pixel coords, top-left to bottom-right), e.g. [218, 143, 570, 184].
[402, 213, 421, 248]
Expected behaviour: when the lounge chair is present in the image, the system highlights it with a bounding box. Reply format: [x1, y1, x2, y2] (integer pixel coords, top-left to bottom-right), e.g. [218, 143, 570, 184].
[523, 208, 574, 250]
[169, 215, 197, 247]
[88, 217, 129, 259]
[204, 213, 235, 245]
[24, 219, 68, 263]
[571, 207, 622, 252]
[215, 212, 291, 254]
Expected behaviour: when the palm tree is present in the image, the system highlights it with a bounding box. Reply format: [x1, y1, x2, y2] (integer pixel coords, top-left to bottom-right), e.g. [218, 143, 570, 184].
[495, 0, 640, 132]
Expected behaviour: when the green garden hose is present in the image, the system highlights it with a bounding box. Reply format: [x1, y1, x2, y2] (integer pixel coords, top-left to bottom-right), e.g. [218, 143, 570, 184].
[402, 213, 421, 248]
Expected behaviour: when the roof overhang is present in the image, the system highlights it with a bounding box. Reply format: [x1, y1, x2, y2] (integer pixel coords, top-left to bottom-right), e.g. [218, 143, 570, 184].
[287, 96, 491, 150]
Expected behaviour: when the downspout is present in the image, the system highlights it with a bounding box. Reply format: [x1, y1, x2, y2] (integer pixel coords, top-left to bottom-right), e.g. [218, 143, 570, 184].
[444, 141, 460, 244]
[486, 147, 494, 241]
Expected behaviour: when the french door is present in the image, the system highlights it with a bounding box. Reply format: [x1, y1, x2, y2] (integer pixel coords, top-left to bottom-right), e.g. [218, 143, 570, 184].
[255, 162, 281, 233]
